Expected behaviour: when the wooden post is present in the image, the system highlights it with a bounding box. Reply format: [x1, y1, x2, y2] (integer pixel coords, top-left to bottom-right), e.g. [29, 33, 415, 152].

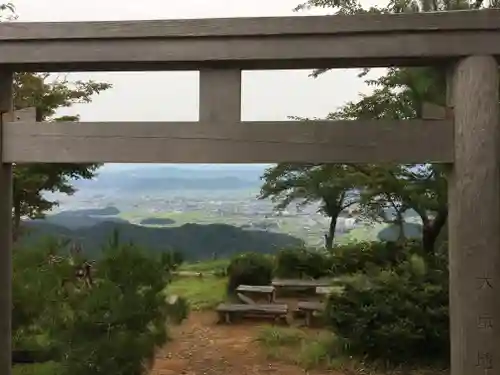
[448, 55, 500, 375]
[199, 69, 241, 123]
[0, 70, 13, 375]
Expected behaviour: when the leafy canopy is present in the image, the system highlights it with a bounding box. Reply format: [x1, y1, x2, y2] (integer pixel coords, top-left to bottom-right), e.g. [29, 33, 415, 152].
[12, 73, 111, 234]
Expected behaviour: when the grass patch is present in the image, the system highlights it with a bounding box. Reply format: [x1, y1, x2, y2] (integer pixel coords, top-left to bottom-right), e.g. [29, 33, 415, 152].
[255, 326, 338, 371]
[180, 259, 229, 273]
[256, 326, 449, 375]
[13, 362, 62, 375]
[168, 276, 227, 311]
[256, 325, 307, 347]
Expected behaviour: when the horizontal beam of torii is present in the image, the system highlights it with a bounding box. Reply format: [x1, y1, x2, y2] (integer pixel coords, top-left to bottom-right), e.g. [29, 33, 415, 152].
[0, 10, 499, 71]
[1, 104, 453, 164]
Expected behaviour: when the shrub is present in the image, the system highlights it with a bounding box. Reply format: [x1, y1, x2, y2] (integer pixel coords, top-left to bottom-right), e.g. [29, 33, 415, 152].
[13, 362, 62, 375]
[274, 247, 334, 279]
[274, 242, 424, 280]
[226, 252, 273, 294]
[330, 241, 426, 276]
[13, 238, 182, 375]
[165, 295, 190, 324]
[213, 267, 228, 278]
[12, 242, 74, 356]
[161, 249, 184, 271]
[56, 243, 173, 375]
[325, 253, 449, 365]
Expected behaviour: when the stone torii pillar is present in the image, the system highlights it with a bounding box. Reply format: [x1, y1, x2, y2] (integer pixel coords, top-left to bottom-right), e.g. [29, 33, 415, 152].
[448, 55, 500, 375]
[0, 71, 36, 375]
[0, 70, 13, 375]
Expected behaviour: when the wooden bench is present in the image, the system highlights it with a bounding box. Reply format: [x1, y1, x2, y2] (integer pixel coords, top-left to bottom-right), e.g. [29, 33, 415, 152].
[216, 303, 288, 324]
[272, 279, 333, 296]
[236, 285, 276, 303]
[296, 301, 325, 327]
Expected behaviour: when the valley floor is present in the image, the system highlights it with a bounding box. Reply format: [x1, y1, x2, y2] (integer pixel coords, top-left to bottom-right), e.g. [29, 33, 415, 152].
[151, 311, 337, 375]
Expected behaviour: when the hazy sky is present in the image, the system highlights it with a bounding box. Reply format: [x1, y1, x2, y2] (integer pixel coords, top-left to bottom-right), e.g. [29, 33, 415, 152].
[11, 0, 385, 171]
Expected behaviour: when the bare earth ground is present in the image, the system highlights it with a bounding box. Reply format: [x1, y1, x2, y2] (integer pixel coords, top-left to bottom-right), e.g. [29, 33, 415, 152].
[151, 311, 342, 375]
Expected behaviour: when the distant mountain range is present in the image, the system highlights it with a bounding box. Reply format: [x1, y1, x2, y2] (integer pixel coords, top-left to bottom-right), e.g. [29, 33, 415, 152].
[72, 165, 266, 192]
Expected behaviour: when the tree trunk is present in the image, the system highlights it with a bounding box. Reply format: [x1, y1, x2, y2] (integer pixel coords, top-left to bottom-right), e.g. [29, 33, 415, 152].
[396, 224, 405, 243]
[395, 211, 405, 243]
[325, 215, 338, 250]
[422, 208, 448, 254]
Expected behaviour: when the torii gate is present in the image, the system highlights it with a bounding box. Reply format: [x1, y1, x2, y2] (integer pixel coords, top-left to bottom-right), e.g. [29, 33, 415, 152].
[1, 10, 500, 375]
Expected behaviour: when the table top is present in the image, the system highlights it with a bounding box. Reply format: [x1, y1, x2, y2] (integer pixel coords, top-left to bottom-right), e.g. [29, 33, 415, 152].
[236, 285, 275, 293]
[271, 279, 333, 288]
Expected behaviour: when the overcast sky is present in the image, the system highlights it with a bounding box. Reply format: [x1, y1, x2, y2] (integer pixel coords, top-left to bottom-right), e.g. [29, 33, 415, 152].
[11, 0, 385, 171]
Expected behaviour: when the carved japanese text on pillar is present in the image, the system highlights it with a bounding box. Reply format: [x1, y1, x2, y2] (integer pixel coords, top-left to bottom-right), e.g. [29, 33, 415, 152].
[476, 276, 493, 290]
[477, 315, 494, 330]
[476, 351, 493, 374]
[474, 273, 495, 374]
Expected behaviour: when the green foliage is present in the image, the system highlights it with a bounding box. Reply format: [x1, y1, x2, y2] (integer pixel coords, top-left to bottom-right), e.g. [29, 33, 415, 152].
[258, 0, 500, 257]
[260, 164, 357, 248]
[213, 268, 228, 278]
[260, 164, 356, 214]
[0, 2, 14, 19]
[284, 0, 498, 257]
[180, 259, 230, 273]
[274, 247, 334, 279]
[272, 240, 449, 365]
[165, 295, 190, 325]
[160, 249, 184, 271]
[256, 326, 307, 347]
[12, 72, 111, 239]
[12, 238, 75, 351]
[295, 0, 486, 15]
[226, 253, 273, 294]
[330, 241, 426, 275]
[13, 362, 62, 375]
[22, 221, 303, 260]
[13, 238, 178, 375]
[58, 244, 171, 375]
[325, 253, 449, 364]
[180, 259, 229, 277]
[274, 241, 424, 279]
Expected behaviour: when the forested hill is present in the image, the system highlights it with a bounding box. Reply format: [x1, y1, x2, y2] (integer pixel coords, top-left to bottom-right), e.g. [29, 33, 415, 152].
[20, 221, 303, 260]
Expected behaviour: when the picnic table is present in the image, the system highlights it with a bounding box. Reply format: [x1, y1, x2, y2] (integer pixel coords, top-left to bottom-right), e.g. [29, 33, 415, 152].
[216, 303, 288, 324]
[236, 285, 276, 303]
[315, 286, 343, 295]
[271, 278, 333, 296]
[296, 301, 325, 327]
[316, 286, 335, 295]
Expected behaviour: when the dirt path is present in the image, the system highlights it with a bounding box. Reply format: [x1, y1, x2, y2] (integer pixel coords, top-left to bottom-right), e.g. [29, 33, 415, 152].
[151, 311, 339, 375]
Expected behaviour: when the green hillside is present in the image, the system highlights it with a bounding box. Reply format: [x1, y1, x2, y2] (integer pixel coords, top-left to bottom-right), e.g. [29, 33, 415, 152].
[20, 221, 304, 261]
